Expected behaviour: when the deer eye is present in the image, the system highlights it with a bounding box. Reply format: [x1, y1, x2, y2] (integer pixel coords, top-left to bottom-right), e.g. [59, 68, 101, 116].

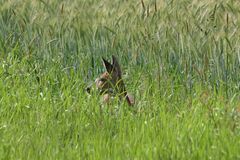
[99, 78, 107, 82]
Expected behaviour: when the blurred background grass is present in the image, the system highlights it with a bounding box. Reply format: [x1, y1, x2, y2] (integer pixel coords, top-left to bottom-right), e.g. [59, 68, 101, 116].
[0, 0, 239, 159]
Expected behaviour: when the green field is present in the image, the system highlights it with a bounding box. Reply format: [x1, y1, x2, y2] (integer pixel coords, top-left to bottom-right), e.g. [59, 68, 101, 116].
[0, 0, 240, 159]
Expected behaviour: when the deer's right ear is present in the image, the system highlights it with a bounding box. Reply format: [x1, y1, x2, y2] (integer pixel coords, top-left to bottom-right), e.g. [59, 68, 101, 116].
[102, 57, 113, 73]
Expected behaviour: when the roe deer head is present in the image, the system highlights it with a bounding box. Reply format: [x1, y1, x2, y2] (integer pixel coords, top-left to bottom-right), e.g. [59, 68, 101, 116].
[86, 55, 134, 106]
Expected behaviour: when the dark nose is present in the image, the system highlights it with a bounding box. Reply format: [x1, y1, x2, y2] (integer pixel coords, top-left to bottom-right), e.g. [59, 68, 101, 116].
[86, 86, 91, 94]
[86, 83, 93, 94]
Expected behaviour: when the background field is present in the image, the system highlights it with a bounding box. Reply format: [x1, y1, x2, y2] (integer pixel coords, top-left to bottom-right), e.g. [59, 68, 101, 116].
[0, 0, 240, 159]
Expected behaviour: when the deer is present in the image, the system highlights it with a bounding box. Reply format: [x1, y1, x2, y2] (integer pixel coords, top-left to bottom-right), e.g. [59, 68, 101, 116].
[86, 55, 134, 106]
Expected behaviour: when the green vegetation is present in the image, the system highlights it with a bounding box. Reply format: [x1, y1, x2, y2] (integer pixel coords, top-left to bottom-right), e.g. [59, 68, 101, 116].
[0, 0, 239, 159]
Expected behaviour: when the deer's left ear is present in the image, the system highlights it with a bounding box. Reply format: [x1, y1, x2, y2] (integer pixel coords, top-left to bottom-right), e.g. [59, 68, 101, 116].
[102, 57, 113, 73]
[112, 55, 122, 77]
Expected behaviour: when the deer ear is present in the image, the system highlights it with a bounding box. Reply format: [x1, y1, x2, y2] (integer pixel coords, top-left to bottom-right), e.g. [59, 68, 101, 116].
[102, 57, 113, 73]
[112, 55, 122, 77]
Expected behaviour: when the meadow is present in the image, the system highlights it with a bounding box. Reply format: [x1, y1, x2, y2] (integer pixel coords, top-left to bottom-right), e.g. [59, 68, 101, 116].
[0, 0, 240, 159]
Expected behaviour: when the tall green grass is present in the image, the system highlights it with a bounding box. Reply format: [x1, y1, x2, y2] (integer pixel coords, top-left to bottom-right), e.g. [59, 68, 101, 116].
[0, 0, 239, 159]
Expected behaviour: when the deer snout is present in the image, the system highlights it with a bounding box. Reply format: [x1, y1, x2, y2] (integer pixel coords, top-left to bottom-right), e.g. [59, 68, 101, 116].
[86, 83, 93, 94]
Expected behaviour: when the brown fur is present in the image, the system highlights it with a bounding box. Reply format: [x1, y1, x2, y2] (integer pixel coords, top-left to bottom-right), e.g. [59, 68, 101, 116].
[87, 55, 134, 106]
